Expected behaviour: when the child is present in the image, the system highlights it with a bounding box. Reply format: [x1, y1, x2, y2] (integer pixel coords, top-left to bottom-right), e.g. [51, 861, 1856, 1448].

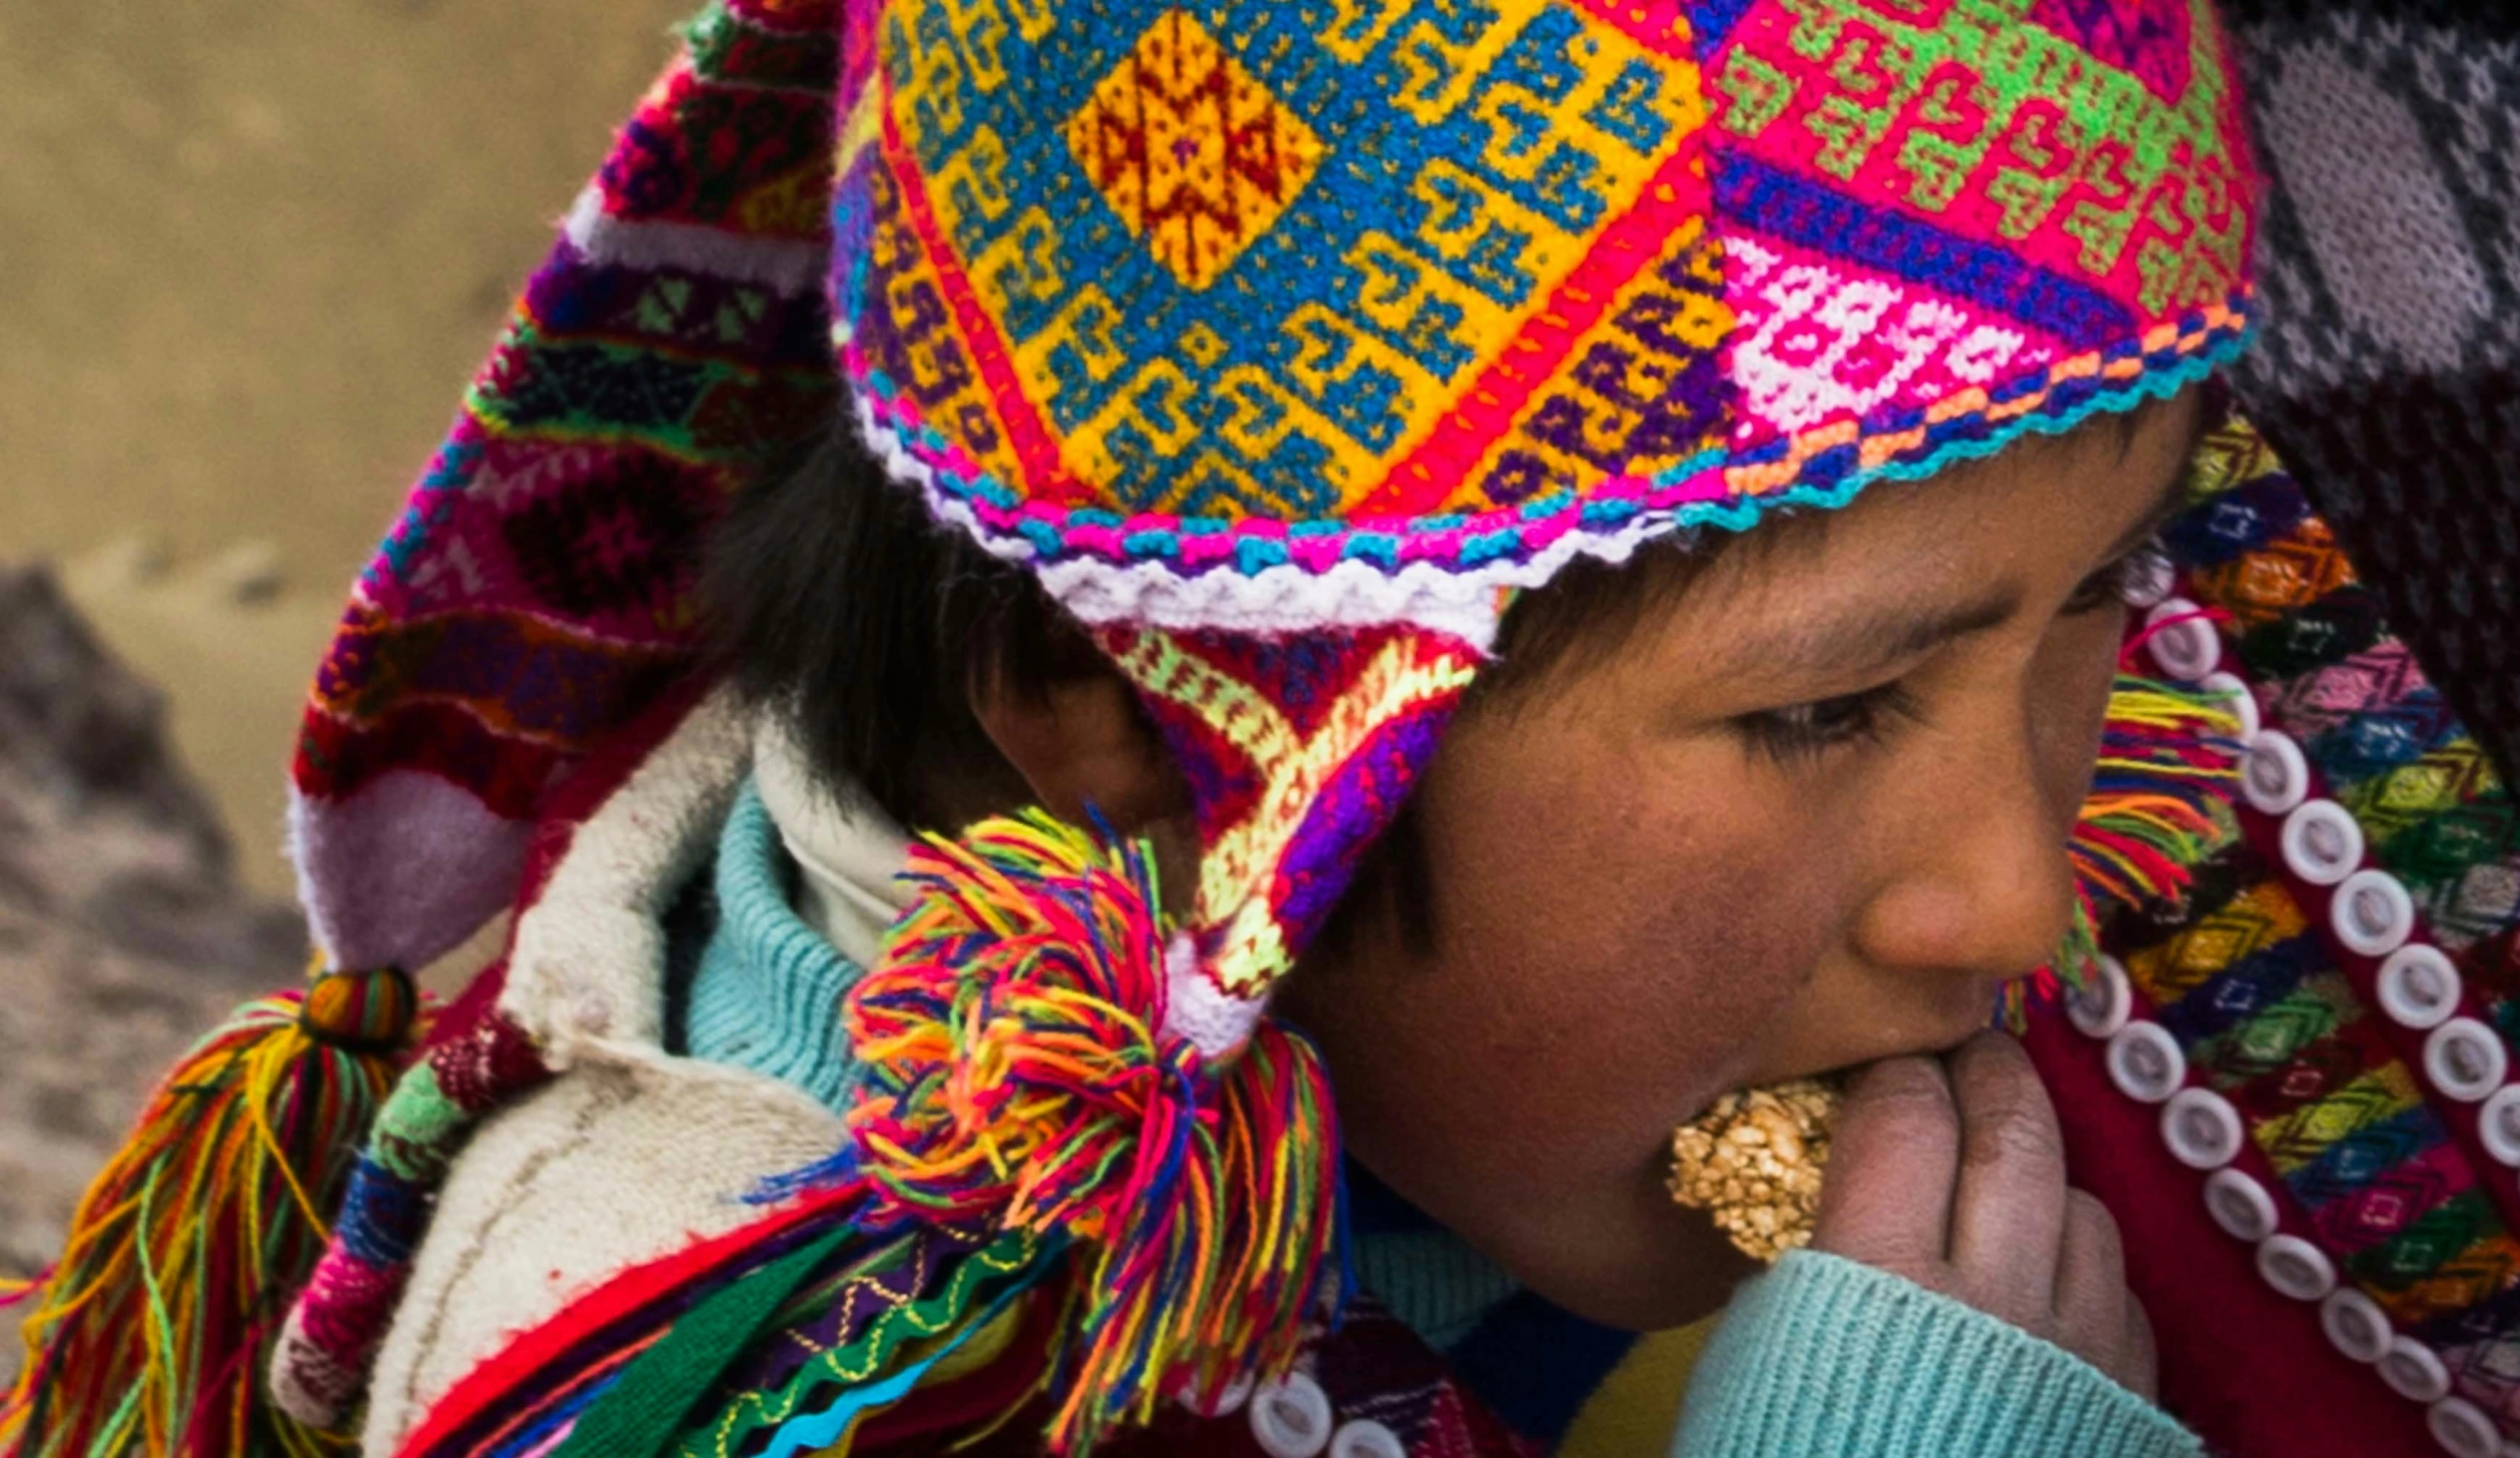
[8, 2, 2513, 1456]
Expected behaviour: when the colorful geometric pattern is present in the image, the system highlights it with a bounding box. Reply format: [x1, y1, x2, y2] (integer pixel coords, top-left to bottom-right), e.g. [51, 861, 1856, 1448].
[289, 0, 843, 977]
[2092, 414, 2520, 1442]
[1063, 10, 1326, 291]
[286, 0, 2264, 990]
[1102, 624, 1482, 1010]
[833, 0, 2259, 634]
[392, 1223, 1541, 1458]
[257, 0, 2262, 1444]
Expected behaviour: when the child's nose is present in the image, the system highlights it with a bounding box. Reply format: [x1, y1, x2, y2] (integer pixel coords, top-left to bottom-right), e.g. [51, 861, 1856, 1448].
[1852, 727, 2079, 991]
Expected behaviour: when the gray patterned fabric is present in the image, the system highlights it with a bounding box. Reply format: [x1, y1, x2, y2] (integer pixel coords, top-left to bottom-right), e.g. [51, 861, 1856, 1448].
[2226, 0, 2520, 781]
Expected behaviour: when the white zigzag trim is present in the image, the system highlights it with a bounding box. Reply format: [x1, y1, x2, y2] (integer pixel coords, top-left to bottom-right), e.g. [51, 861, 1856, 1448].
[841, 389, 1727, 646]
[562, 184, 827, 298]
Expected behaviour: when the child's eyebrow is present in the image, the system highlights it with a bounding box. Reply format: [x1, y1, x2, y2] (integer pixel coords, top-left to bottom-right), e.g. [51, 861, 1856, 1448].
[1717, 410, 2205, 685]
[1728, 586, 2026, 684]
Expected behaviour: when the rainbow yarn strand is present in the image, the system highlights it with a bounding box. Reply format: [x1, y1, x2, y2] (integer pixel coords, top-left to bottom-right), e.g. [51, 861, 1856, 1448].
[1, 969, 420, 1458]
[2010, 669, 2243, 1027]
[2073, 673, 2243, 918]
[843, 812, 1342, 1454]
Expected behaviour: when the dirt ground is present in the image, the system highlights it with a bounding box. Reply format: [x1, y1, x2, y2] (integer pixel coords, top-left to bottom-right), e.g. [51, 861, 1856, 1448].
[1, 0, 696, 898]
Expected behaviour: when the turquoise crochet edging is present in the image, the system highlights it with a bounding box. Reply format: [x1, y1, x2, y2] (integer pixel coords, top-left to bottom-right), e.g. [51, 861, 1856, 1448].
[1664, 327, 2255, 541]
[683, 781, 873, 1114]
[844, 290, 2254, 590]
[1672, 1249, 2201, 1458]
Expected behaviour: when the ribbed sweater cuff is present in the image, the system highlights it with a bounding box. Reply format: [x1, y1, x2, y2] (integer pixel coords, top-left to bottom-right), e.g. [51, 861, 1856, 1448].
[1670, 1250, 2200, 1458]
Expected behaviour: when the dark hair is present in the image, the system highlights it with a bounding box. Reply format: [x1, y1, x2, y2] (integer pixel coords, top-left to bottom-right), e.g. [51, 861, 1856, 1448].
[703, 416, 1730, 826]
[700, 419, 1104, 830]
[701, 413, 1732, 961]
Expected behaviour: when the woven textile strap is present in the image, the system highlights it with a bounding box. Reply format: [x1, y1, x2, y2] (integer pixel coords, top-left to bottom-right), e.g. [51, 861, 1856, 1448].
[553, 1226, 855, 1458]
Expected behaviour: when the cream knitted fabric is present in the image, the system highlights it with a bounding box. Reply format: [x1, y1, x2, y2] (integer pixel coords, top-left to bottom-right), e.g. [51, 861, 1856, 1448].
[749, 716, 912, 970]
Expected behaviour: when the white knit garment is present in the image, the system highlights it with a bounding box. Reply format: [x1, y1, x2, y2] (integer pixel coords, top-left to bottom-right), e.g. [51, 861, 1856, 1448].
[751, 716, 914, 969]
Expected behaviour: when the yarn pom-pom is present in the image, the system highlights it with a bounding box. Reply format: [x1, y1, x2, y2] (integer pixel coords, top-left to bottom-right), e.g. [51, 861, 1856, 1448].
[845, 811, 1342, 1453]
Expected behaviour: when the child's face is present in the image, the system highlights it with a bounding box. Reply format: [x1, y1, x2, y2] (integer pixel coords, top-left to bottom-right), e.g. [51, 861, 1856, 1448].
[1278, 392, 2206, 1331]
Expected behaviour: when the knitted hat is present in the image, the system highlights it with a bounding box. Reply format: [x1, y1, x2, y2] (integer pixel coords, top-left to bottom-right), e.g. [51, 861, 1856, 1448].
[0, 1, 2260, 1452]
[826, 0, 2256, 1054]
[797, 14, 2253, 1430]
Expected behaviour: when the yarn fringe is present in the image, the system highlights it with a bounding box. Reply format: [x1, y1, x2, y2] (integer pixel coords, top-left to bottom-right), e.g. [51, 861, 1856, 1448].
[1, 969, 421, 1458]
[2008, 669, 2241, 1026]
[842, 811, 1341, 1455]
[2075, 675, 2243, 911]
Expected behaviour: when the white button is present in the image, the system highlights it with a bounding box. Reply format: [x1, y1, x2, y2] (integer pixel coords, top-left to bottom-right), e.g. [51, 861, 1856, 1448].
[2199, 671, 2260, 741]
[2160, 1088, 2244, 1169]
[1182, 1370, 1256, 1418]
[2144, 598, 2221, 681]
[2204, 1168, 2279, 1242]
[2425, 1018, 2511, 1102]
[2120, 550, 2175, 609]
[2241, 731, 2311, 815]
[2481, 1087, 2520, 1167]
[2105, 1022, 2186, 1103]
[2427, 1396, 2500, 1458]
[2430, 1397, 2501, 1458]
[2379, 1335, 2454, 1403]
[2318, 1288, 2393, 1363]
[2067, 954, 2134, 1039]
[2379, 946, 2463, 1032]
[2280, 800, 2366, 887]
[2256, 1233, 2337, 1300]
[2332, 870, 2416, 957]
[1329, 1420, 1408, 1458]
[1249, 1373, 1334, 1458]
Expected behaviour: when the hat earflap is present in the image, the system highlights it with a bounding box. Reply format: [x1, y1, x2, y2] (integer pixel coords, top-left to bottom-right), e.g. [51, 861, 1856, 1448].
[833, 622, 1482, 1450]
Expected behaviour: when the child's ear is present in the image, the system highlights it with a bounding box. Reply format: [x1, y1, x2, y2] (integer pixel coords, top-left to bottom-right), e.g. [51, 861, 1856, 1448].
[967, 665, 1197, 858]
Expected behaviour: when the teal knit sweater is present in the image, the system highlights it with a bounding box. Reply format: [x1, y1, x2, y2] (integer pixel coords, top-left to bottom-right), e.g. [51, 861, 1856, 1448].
[679, 781, 2200, 1458]
[1674, 1252, 2198, 1457]
[681, 784, 871, 1109]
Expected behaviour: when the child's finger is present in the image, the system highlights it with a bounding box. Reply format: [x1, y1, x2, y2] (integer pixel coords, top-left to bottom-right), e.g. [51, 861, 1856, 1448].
[2054, 1188, 2129, 1374]
[2123, 1294, 2159, 1402]
[1946, 1031, 2068, 1310]
[1812, 1055, 1961, 1275]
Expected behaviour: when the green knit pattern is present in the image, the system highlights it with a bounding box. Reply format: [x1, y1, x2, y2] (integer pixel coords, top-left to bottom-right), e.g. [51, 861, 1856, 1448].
[669, 1231, 1048, 1458]
[1672, 1250, 2200, 1458]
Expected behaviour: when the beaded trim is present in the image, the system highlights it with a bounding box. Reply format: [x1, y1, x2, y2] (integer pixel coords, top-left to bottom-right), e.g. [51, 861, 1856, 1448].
[2068, 419, 2520, 1458]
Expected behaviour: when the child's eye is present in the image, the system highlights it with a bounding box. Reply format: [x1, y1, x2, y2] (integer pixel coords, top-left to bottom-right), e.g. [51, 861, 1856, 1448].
[1735, 682, 1924, 766]
[2062, 538, 2167, 616]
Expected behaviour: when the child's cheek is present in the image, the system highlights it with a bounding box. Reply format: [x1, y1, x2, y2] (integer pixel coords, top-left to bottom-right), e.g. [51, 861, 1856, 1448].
[1558, 820, 1848, 1168]
[1426, 731, 1852, 1183]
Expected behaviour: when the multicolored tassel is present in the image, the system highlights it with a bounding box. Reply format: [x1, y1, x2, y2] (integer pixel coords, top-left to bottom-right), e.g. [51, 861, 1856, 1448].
[1, 967, 421, 1457]
[2074, 674, 2243, 914]
[841, 812, 1342, 1454]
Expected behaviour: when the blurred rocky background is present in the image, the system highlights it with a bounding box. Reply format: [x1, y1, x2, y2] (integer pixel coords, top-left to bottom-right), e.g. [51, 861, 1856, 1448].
[2, 0, 693, 1377]
[0, 566, 304, 1376]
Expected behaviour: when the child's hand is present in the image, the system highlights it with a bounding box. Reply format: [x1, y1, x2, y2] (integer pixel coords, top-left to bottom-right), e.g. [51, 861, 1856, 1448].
[1811, 1030, 2158, 1398]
